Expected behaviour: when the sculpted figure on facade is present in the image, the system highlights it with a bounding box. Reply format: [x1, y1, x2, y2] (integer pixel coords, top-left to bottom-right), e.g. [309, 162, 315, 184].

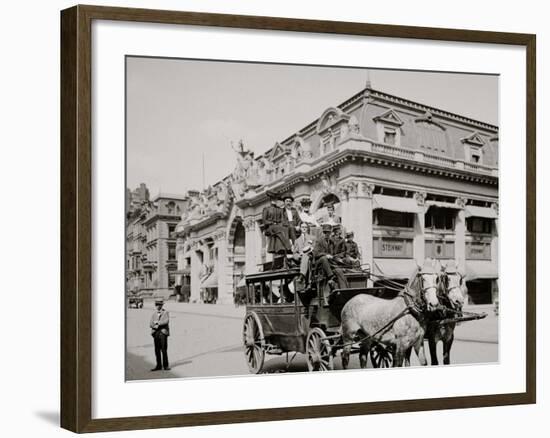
[348, 114, 361, 135]
[455, 197, 467, 209]
[414, 191, 427, 206]
[360, 182, 375, 199]
[188, 197, 203, 222]
[320, 174, 336, 195]
[328, 128, 336, 151]
[214, 182, 229, 211]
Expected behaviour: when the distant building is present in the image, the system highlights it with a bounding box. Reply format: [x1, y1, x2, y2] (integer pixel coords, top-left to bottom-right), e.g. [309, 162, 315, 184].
[126, 187, 190, 298]
[126, 183, 150, 212]
[175, 84, 499, 305]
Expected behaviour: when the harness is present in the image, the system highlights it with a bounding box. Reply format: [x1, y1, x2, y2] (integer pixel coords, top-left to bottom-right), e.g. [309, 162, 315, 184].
[332, 274, 432, 350]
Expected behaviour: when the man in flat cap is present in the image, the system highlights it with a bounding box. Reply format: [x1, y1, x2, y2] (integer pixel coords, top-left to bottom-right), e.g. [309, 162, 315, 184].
[344, 231, 361, 267]
[281, 194, 301, 243]
[261, 191, 291, 254]
[150, 298, 170, 371]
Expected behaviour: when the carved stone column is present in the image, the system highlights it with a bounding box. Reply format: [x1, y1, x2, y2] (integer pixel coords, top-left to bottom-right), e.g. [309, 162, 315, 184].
[455, 197, 467, 272]
[337, 183, 350, 227]
[189, 241, 202, 302]
[346, 182, 374, 277]
[175, 237, 186, 286]
[243, 218, 258, 275]
[214, 230, 233, 304]
[254, 220, 263, 272]
[413, 191, 427, 266]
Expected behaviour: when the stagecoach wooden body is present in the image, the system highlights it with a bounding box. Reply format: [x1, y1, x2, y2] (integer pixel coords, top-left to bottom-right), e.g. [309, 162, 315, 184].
[242, 263, 395, 373]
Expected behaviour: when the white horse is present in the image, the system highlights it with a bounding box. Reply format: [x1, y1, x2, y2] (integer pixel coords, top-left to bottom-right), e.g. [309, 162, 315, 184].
[340, 258, 441, 368]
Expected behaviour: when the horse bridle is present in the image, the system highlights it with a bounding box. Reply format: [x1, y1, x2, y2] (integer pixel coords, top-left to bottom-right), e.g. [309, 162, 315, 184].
[401, 272, 438, 315]
[440, 272, 464, 311]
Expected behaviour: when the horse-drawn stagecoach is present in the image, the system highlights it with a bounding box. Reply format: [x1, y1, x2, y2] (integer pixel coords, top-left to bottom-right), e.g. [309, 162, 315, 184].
[242, 258, 486, 373]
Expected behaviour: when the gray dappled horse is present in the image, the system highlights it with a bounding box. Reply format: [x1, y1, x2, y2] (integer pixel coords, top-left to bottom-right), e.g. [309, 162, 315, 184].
[425, 260, 468, 365]
[340, 259, 440, 369]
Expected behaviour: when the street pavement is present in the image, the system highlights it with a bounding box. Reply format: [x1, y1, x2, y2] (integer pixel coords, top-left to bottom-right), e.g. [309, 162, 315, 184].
[126, 302, 498, 380]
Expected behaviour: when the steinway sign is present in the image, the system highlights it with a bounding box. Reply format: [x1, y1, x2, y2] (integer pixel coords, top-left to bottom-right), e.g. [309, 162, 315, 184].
[374, 237, 413, 258]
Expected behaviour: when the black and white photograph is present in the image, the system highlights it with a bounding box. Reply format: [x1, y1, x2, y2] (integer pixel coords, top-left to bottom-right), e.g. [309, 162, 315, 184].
[125, 58, 499, 380]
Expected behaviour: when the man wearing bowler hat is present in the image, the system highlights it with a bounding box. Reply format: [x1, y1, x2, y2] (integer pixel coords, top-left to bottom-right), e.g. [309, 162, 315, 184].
[150, 298, 170, 371]
[282, 193, 301, 243]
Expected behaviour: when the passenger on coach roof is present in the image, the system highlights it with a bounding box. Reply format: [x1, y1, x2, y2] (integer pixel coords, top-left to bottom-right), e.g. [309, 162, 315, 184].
[344, 231, 361, 268]
[298, 197, 318, 227]
[260, 191, 292, 254]
[318, 202, 341, 227]
[281, 194, 302, 243]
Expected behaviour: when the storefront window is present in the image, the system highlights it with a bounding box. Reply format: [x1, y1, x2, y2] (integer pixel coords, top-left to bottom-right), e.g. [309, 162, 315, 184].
[374, 210, 413, 228]
[467, 217, 493, 234]
[425, 207, 455, 230]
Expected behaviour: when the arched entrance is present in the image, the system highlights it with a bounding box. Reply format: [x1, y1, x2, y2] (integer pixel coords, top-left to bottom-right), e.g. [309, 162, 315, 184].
[227, 216, 246, 304]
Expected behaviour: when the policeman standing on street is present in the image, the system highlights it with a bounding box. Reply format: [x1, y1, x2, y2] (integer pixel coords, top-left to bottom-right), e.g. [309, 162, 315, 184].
[150, 298, 170, 371]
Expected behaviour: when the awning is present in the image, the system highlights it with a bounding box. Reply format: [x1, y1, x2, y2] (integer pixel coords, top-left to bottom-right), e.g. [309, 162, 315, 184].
[201, 272, 218, 289]
[425, 200, 462, 209]
[465, 205, 498, 219]
[373, 194, 421, 214]
[373, 258, 418, 280]
[466, 261, 498, 280]
[236, 277, 246, 288]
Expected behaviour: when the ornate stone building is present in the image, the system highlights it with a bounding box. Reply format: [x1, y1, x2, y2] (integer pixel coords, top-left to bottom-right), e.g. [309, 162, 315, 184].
[175, 85, 499, 305]
[126, 189, 190, 297]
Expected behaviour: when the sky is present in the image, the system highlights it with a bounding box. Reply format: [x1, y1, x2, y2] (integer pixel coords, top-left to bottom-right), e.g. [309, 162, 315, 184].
[126, 57, 498, 196]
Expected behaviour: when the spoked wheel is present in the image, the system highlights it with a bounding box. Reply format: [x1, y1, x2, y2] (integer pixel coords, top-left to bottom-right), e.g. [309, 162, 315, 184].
[370, 343, 393, 368]
[243, 312, 266, 374]
[306, 327, 334, 371]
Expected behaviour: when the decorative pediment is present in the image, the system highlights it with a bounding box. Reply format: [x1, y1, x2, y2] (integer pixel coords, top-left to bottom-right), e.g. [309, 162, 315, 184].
[268, 142, 289, 162]
[461, 131, 486, 147]
[316, 107, 350, 133]
[415, 110, 447, 131]
[373, 109, 404, 126]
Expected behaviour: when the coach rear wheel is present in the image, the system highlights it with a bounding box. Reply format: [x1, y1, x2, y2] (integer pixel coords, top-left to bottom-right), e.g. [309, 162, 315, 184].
[243, 312, 265, 374]
[306, 328, 334, 371]
[370, 344, 393, 368]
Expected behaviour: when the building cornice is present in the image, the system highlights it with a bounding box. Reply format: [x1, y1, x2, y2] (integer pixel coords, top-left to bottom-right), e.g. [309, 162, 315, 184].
[236, 146, 497, 208]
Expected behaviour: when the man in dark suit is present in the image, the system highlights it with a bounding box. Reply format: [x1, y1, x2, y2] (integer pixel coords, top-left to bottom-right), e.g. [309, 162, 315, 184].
[312, 223, 347, 292]
[150, 298, 170, 371]
[261, 191, 291, 254]
[282, 194, 302, 243]
[330, 224, 346, 261]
